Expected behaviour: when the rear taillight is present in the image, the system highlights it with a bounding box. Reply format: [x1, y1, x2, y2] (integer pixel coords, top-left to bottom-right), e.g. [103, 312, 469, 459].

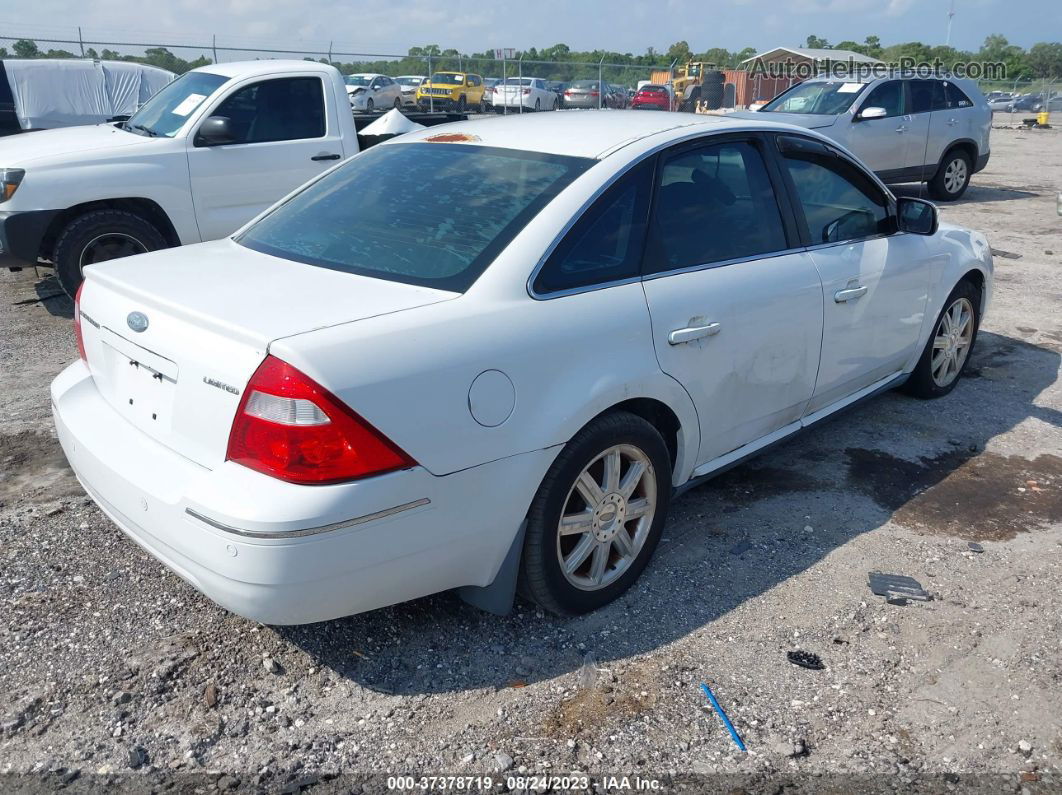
[590, 91, 599, 97]
[73, 281, 87, 361]
[226, 355, 415, 485]
[522, 88, 530, 95]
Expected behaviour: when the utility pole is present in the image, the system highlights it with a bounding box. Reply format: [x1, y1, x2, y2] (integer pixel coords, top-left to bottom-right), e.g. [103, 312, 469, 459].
[945, 0, 956, 47]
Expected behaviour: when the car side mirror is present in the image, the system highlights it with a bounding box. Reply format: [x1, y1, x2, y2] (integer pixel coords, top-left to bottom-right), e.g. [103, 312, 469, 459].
[195, 116, 235, 146]
[896, 197, 939, 235]
[857, 106, 887, 121]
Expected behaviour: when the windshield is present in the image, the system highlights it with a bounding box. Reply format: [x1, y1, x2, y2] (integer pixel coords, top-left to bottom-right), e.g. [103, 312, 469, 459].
[430, 73, 463, 84]
[238, 143, 593, 292]
[124, 71, 228, 137]
[344, 75, 372, 86]
[761, 81, 867, 115]
[395, 77, 422, 86]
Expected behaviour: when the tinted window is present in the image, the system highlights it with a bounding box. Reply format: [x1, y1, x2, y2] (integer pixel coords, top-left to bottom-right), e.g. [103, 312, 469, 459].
[909, 80, 946, 114]
[780, 141, 891, 244]
[862, 80, 903, 117]
[646, 141, 787, 273]
[210, 77, 324, 144]
[534, 161, 653, 294]
[239, 143, 593, 292]
[944, 82, 974, 108]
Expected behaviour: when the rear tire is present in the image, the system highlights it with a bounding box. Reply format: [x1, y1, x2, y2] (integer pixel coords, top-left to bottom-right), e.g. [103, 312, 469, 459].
[903, 279, 981, 399]
[54, 209, 167, 297]
[519, 411, 672, 616]
[928, 148, 972, 201]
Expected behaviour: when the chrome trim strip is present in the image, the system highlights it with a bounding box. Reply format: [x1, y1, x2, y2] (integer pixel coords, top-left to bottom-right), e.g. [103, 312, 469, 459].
[79, 311, 100, 328]
[185, 497, 431, 539]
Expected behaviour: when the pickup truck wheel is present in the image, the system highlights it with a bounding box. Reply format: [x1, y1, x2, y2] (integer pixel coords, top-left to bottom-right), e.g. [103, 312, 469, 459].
[54, 210, 166, 297]
[519, 411, 671, 615]
[928, 149, 972, 201]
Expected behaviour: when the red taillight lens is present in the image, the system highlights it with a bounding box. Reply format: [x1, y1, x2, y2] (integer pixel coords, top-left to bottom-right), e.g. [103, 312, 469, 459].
[73, 281, 87, 361]
[522, 88, 530, 95]
[226, 355, 416, 485]
[590, 91, 599, 97]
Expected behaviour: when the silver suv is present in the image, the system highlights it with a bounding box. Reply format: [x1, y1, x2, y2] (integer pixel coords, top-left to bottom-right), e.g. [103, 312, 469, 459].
[734, 74, 991, 200]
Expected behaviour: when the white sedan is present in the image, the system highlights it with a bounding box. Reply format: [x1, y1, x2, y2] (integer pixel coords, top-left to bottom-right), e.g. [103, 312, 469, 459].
[344, 73, 402, 112]
[394, 75, 426, 107]
[53, 112, 992, 625]
[493, 77, 558, 111]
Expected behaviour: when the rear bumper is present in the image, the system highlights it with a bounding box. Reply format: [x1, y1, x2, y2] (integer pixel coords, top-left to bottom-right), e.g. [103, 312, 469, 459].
[974, 151, 989, 174]
[51, 360, 554, 624]
[0, 208, 57, 268]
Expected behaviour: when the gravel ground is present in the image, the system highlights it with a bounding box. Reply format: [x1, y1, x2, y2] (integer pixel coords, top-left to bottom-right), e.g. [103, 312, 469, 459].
[0, 123, 1060, 793]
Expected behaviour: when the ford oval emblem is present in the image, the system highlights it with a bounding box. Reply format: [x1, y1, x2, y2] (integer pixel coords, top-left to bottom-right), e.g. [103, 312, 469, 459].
[127, 311, 149, 333]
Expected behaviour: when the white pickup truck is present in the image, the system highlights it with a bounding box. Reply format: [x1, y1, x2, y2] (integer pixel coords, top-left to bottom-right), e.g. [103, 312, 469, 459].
[0, 60, 456, 296]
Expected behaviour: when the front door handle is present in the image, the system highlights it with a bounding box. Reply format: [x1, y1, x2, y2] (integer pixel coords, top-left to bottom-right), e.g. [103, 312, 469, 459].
[668, 320, 721, 345]
[311, 153, 342, 161]
[834, 285, 868, 302]
[895, 125, 907, 133]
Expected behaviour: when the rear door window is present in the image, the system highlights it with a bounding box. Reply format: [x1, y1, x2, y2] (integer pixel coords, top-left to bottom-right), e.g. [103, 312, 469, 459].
[646, 140, 788, 273]
[909, 80, 947, 114]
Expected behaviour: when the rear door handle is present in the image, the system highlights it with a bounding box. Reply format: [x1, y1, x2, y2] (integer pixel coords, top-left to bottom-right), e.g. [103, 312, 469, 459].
[311, 153, 342, 161]
[834, 286, 868, 302]
[946, 118, 958, 126]
[895, 125, 907, 133]
[668, 321, 721, 345]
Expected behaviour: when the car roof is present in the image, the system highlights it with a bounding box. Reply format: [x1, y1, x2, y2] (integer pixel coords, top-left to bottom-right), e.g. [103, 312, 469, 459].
[192, 60, 339, 80]
[393, 110, 814, 160]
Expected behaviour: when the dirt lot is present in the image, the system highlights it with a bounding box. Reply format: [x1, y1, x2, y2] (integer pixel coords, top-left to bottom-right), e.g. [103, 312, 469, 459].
[1, 123, 1060, 793]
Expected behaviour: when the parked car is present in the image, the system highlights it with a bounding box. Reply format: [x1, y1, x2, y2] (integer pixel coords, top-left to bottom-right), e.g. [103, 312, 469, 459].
[344, 73, 402, 112]
[606, 84, 628, 109]
[1010, 93, 1045, 112]
[734, 74, 992, 200]
[482, 78, 501, 109]
[0, 58, 174, 136]
[393, 75, 426, 107]
[415, 72, 486, 112]
[989, 95, 1016, 111]
[631, 84, 671, 111]
[563, 80, 617, 109]
[54, 111, 993, 625]
[492, 77, 558, 112]
[0, 61, 445, 297]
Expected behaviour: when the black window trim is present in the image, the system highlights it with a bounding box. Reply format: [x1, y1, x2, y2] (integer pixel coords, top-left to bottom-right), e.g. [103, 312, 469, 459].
[768, 132, 900, 250]
[193, 75, 328, 147]
[527, 131, 810, 300]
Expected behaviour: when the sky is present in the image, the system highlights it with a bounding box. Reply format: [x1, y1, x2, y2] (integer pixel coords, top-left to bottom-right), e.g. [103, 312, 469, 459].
[0, 0, 1055, 61]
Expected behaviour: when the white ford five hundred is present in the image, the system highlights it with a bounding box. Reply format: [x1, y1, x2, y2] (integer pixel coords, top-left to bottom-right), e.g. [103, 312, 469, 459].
[52, 112, 992, 624]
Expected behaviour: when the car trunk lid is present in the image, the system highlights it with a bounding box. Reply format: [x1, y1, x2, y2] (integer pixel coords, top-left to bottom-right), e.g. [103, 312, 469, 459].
[77, 238, 456, 469]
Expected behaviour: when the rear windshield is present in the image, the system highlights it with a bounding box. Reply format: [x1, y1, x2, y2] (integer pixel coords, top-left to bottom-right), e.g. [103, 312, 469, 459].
[641, 85, 667, 92]
[571, 80, 600, 90]
[238, 143, 593, 292]
[761, 81, 867, 115]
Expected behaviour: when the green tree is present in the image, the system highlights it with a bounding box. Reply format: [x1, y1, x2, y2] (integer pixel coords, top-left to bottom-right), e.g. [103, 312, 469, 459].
[666, 40, 692, 64]
[863, 35, 882, 57]
[804, 35, 830, 49]
[13, 39, 40, 58]
[1027, 41, 1062, 77]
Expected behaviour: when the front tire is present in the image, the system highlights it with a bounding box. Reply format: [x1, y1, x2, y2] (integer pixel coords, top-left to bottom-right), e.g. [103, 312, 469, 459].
[53, 209, 166, 297]
[534, 98, 541, 111]
[904, 279, 981, 399]
[928, 148, 972, 201]
[393, 97, 402, 109]
[366, 98, 374, 113]
[519, 412, 672, 616]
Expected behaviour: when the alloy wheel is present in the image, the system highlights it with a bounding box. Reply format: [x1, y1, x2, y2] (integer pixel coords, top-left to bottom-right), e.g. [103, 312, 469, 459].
[931, 297, 975, 387]
[943, 157, 968, 194]
[555, 444, 656, 591]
